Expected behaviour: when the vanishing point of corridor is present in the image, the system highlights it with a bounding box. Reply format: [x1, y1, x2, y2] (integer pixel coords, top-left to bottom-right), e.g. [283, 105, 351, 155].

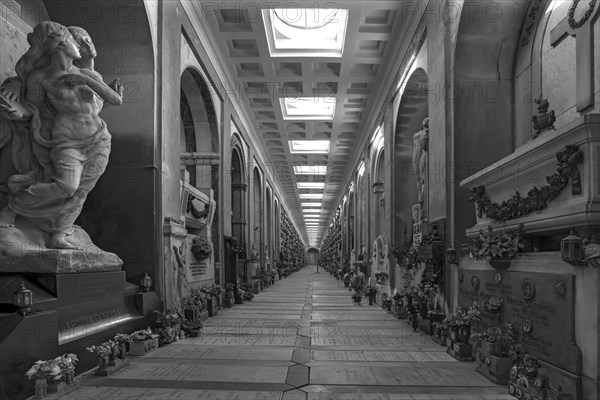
[63, 267, 511, 400]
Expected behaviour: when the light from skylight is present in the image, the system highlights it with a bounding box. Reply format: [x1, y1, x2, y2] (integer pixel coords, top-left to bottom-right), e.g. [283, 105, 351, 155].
[289, 140, 330, 154]
[262, 8, 348, 57]
[302, 202, 322, 207]
[282, 98, 336, 120]
[298, 182, 325, 189]
[294, 166, 327, 175]
[300, 193, 324, 199]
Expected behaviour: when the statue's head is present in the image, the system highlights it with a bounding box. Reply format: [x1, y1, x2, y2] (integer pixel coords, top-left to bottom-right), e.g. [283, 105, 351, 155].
[68, 26, 97, 60]
[422, 117, 429, 130]
[17, 21, 79, 79]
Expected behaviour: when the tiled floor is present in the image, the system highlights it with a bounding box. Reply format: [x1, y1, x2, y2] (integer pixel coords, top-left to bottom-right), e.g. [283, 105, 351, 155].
[63, 266, 513, 399]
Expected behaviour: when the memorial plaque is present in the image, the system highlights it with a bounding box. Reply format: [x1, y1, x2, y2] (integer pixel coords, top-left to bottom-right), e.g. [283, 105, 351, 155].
[457, 269, 581, 374]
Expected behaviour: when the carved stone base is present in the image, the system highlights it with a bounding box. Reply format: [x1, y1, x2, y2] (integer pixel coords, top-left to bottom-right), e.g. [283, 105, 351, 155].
[0, 218, 122, 273]
[475, 350, 513, 385]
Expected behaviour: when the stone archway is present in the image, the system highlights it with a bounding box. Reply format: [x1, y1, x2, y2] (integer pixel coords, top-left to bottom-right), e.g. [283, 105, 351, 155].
[393, 68, 428, 248]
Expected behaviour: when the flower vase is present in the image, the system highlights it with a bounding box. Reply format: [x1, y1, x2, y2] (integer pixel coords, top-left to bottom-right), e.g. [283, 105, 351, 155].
[458, 325, 471, 344]
[489, 257, 511, 270]
[65, 371, 74, 385]
[97, 355, 109, 368]
[119, 343, 128, 359]
[110, 345, 118, 364]
[34, 378, 47, 399]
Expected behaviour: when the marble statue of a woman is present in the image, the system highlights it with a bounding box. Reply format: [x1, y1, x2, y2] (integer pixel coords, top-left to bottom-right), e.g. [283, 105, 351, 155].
[0, 21, 122, 250]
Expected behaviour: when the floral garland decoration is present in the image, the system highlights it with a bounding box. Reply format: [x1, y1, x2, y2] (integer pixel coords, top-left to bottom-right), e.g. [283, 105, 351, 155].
[568, 0, 597, 29]
[469, 145, 583, 222]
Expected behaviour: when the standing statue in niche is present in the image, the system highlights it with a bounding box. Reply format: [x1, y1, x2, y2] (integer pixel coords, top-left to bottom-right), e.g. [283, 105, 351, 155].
[412, 117, 429, 216]
[0, 21, 123, 249]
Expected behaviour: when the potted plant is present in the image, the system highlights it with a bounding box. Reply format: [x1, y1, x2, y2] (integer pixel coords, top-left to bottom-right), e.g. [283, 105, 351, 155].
[113, 334, 132, 359]
[86, 341, 114, 368]
[392, 292, 406, 319]
[26, 359, 62, 398]
[223, 283, 235, 308]
[54, 353, 78, 384]
[468, 225, 524, 269]
[374, 271, 389, 285]
[444, 303, 481, 361]
[191, 237, 212, 261]
[129, 328, 159, 356]
[364, 286, 377, 305]
[154, 309, 183, 344]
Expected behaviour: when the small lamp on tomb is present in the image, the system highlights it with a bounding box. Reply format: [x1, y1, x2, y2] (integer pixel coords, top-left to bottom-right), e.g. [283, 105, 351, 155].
[446, 245, 458, 265]
[140, 273, 153, 292]
[561, 230, 583, 265]
[13, 282, 34, 316]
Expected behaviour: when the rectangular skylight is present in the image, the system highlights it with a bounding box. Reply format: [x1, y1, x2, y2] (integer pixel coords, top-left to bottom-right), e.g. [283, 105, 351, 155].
[289, 140, 330, 154]
[303, 209, 321, 213]
[302, 202, 322, 207]
[262, 8, 348, 57]
[300, 193, 324, 199]
[294, 166, 327, 175]
[282, 98, 336, 120]
[297, 182, 325, 189]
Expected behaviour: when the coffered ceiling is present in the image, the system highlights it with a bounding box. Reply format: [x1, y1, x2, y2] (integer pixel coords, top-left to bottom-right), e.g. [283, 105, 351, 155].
[200, 1, 414, 246]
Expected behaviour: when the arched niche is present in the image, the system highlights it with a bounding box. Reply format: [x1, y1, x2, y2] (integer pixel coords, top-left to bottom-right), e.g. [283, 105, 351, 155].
[179, 67, 220, 262]
[373, 148, 386, 238]
[43, 1, 156, 282]
[347, 188, 355, 253]
[307, 248, 319, 265]
[266, 185, 273, 263]
[453, 0, 528, 240]
[252, 166, 263, 262]
[230, 138, 247, 252]
[393, 68, 428, 247]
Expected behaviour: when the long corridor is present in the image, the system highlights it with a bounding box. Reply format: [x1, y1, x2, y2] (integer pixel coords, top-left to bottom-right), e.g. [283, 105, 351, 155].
[64, 267, 513, 399]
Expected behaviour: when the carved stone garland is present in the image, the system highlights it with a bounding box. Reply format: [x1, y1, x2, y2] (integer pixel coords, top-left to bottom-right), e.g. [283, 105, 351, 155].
[568, 0, 597, 29]
[469, 145, 583, 222]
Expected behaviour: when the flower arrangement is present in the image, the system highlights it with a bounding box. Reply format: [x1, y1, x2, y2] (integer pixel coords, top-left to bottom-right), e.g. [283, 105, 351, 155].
[391, 245, 419, 266]
[469, 225, 524, 260]
[182, 288, 206, 310]
[224, 283, 235, 292]
[192, 237, 212, 260]
[154, 309, 182, 327]
[484, 296, 503, 312]
[374, 271, 389, 285]
[26, 359, 62, 381]
[54, 353, 78, 375]
[86, 341, 114, 358]
[130, 328, 154, 342]
[470, 323, 516, 349]
[442, 303, 482, 328]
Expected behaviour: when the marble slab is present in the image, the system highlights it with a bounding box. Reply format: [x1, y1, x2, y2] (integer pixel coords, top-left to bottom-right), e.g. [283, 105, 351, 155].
[60, 386, 282, 400]
[311, 337, 442, 347]
[189, 334, 297, 346]
[307, 394, 513, 400]
[311, 350, 455, 362]
[114, 362, 288, 383]
[310, 365, 496, 386]
[148, 345, 293, 361]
